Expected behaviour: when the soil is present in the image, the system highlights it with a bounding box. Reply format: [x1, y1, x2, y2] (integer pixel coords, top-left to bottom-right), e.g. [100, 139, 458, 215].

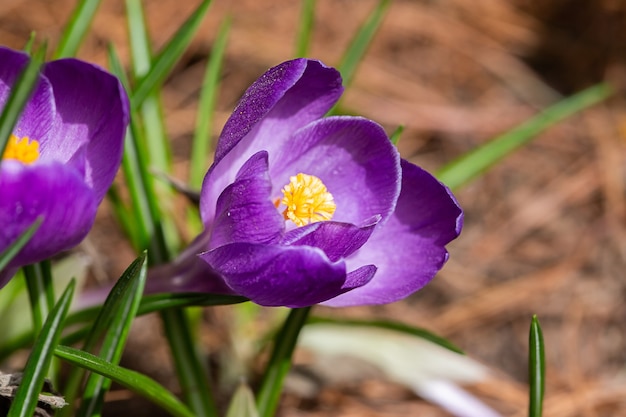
[1, 0, 626, 416]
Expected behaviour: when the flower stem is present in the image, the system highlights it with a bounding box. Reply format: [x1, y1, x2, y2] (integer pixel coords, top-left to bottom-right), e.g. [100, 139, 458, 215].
[256, 306, 312, 417]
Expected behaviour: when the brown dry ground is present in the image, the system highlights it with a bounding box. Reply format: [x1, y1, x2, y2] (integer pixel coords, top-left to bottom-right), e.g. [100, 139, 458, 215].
[2, 0, 626, 416]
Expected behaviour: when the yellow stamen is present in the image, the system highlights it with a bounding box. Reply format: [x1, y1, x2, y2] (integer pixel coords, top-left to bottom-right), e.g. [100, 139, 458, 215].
[280, 173, 336, 227]
[2, 134, 40, 164]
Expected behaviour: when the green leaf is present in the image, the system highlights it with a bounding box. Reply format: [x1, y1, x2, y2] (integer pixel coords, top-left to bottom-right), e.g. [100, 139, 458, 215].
[161, 308, 218, 417]
[189, 15, 231, 189]
[0, 43, 46, 159]
[131, 0, 213, 110]
[337, 0, 389, 89]
[294, 0, 315, 57]
[0, 218, 41, 271]
[528, 315, 545, 417]
[436, 83, 613, 191]
[308, 316, 463, 354]
[23, 261, 55, 334]
[7, 279, 75, 417]
[226, 382, 259, 417]
[389, 125, 404, 146]
[22, 32, 37, 54]
[53, 0, 102, 58]
[54, 345, 195, 417]
[256, 307, 311, 417]
[61, 253, 147, 417]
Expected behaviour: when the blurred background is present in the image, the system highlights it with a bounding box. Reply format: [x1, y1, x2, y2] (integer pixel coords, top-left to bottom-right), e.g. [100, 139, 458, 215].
[1, 0, 625, 416]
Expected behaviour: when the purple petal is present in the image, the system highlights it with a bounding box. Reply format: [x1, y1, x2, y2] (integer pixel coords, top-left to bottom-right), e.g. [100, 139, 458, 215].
[200, 59, 343, 225]
[0, 161, 98, 279]
[210, 151, 284, 248]
[0, 47, 56, 145]
[323, 160, 463, 306]
[43, 59, 129, 202]
[270, 116, 401, 225]
[281, 216, 379, 262]
[200, 242, 350, 307]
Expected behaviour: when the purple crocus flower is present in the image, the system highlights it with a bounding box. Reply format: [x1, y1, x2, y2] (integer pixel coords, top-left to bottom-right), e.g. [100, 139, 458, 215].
[0, 46, 129, 288]
[149, 58, 462, 308]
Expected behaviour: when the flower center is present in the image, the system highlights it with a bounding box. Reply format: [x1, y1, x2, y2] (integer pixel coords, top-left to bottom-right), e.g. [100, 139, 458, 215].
[279, 173, 336, 227]
[2, 134, 40, 164]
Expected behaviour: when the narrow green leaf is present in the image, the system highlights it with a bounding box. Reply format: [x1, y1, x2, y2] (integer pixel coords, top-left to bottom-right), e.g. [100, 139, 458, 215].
[131, 0, 213, 110]
[308, 316, 463, 354]
[226, 382, 259, 417]
[54, 345, 195, 417]
[294, 0, 315, 57]
[61, 253, 147, 417]
[436, 83, 613, 191]
[0, 217, 41, 271]
[53, 0, 102, 58]
[256, 307, 312, 417]
[23, 261, 55, 334]
[23, 32, 37, 54]
[528, 315, 545, 417]
[0, 44, 46, 159]
[189, 16, 231, 188]
[125, 0, 182, 259]
[78, 253, 147, 417]
[389, 125, 404, 145]
[161, 308, 218, 417]
[337, 0, 389, 89]
[108, 45, 171, 262]
[7, 280, 75, 417]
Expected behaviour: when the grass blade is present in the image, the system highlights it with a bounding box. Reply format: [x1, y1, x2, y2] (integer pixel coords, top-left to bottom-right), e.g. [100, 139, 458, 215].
[60, 253, 147, 417]
[54, 345, 195, 417]
[294, 0, 315, 57]
[0, 44, 46, 159]
[529, 315, 545, 417]
[436, 83, 613, 191]
[7, 280, 75, 417]
[189, 16, 231, 188]
[77, 252, 147, 417]
[256, 307, 311, 417]
[161, 308, 218, 417]
[53, 0, 102, 58]
[131, 0, 213, 110]
[0, 218, 41, 271]
[337, 0, 389, 89]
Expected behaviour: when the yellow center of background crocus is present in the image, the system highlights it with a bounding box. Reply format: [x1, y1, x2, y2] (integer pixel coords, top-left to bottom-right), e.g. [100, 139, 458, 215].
[280, 173, 336, 227]
[2, 134, 40, 164]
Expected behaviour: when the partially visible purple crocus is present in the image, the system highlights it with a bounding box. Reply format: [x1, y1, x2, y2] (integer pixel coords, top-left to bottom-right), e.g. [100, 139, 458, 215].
[0, 46, 129, 288]
[148, 58, 462, 307]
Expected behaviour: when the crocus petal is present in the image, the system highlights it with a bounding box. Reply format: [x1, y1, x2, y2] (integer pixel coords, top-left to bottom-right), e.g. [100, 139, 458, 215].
[281, 216, 379, 262]
[323, 160, 463, 306]
[0, 161, 98, 281]
[200, 242, 350, 307]
[210, 151, 284, 248]
[43, 59, 129, 202]
[270, 116, 401, 225]
[201, 59, 343, 225]
[0, 47, 56, 143]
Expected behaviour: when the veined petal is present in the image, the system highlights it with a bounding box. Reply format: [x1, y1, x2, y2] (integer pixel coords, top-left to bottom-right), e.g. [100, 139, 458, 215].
[281, 216, 379, 262]
[43, 59, 129, 202]
[200, 242, 349, 307]
[270, 116, 401, 225]
[210, 151, 284, 248]
[0, 47, 56, 145]
[200, 59, 343, 226]
[323, 160, 463, 306]
[0, 161, 97, 280]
